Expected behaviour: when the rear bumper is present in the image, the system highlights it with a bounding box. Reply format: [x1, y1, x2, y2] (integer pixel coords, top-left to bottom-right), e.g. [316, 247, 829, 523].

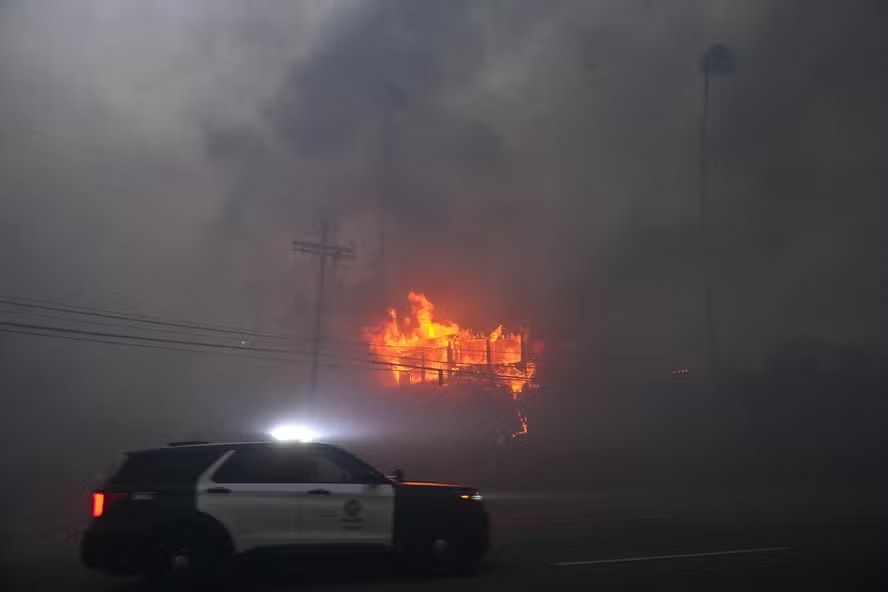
[80, 529, 143, 575]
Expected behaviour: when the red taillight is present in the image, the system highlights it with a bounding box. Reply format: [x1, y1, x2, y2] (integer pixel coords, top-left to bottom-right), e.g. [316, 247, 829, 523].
[92, 492, 105, 518]
[91, 491, 126, 518]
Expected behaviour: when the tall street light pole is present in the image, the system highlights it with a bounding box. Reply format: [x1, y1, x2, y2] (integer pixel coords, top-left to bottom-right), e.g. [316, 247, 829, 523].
[699, 44, 735, 392]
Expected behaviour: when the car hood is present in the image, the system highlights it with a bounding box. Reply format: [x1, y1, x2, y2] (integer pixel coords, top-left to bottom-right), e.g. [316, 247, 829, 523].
[395, 481, 477, 496]
[400, 480, 466, 488]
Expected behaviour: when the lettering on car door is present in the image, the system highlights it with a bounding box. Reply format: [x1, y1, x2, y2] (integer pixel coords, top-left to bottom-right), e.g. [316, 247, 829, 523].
[296, 449, 394, 546]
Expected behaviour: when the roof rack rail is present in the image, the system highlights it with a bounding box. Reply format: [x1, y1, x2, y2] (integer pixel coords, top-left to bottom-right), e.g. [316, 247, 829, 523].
[166, 440, 211, 447]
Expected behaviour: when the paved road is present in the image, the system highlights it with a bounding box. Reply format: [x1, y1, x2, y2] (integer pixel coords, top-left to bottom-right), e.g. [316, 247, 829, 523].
[2, 487, 886, 591]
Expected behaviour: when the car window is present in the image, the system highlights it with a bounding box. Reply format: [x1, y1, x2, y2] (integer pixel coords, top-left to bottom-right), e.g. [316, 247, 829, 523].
[304, 449, 383, 484]
[307, 455, 355, 483]
[109, 449, 224, 487]
[212, 448, 310, 484]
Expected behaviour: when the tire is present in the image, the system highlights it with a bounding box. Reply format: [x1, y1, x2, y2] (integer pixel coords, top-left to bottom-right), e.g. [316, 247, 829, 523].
[145, 528, 228, 591]
[414, 529, 483, 577]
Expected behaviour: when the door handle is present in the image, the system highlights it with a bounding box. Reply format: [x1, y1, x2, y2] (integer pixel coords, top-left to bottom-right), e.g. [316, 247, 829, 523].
[205, 487, 231, 494]
[306, 489, 331, 495]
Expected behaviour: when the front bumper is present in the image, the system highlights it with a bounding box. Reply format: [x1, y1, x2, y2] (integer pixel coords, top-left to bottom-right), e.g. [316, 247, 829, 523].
[466, 511, 490, 557]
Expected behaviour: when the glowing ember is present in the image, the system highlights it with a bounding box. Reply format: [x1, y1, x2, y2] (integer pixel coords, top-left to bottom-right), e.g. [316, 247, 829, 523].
[364, 291, 539, 437]
[512, 409, 529, 438]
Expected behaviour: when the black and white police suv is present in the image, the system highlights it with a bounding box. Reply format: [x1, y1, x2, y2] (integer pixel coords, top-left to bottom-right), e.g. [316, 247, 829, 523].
[81, 441, 488, 584]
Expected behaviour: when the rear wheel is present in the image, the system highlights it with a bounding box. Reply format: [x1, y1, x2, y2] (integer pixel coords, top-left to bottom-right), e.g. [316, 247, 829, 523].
[145, 528, 228, 590]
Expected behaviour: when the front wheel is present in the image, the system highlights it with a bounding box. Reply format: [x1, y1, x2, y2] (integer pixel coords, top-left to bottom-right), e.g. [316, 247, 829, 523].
[411, 529, 485, 577]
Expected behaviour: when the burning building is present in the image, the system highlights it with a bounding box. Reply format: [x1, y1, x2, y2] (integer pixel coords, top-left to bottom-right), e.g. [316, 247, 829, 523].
[363, 292, 540, 437]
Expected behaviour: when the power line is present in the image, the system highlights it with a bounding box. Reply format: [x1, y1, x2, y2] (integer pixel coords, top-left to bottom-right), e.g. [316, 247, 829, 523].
[0, 294, 542, 379]
[0, 320, 533, 383]
[0, 311, 544, 370]
[330, 336, 530, 355]
[0, 319, 307, 356]
[0, 292, 537, 356]
[0, 326, 418, 376]
[0, 306, 398, 361]
[0, 295, 297, 341]
[0, 304, 546, 368]
[363, 349, 538, 372]
[0, 328, 533, 389]
[0, 327, 299, 365]
[0, 306, 282, 342]
[358, 354, 534, 383]
[0, 314, 543, 376]
[0, 302, 540, 363]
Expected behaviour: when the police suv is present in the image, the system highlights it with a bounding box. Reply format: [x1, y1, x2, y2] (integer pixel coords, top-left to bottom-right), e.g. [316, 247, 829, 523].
[81, 441, 489, 584]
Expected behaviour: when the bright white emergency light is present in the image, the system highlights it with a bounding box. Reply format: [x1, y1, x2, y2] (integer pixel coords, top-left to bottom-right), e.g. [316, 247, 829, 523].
[269, 424, 318, 443]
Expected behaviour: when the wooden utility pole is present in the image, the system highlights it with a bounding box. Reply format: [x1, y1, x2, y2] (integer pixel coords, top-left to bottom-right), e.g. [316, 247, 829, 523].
[292, 220, 354, 398]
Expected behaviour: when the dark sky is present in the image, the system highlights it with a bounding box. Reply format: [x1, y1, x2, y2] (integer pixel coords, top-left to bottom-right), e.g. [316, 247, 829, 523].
[0, 1, 885, 455]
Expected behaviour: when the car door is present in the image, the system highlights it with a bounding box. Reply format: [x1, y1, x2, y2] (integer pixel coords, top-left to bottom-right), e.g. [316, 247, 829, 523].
[196, 447, 307, 553]
[294, 447, 395, 547]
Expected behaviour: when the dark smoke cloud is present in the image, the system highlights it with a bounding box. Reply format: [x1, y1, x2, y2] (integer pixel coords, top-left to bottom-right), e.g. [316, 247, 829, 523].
[250, 0, 887, 371]
[272, 0, 477, 158]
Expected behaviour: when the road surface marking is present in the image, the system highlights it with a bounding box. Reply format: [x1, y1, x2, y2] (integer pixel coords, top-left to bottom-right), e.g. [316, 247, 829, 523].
[553, 546, 792, 567]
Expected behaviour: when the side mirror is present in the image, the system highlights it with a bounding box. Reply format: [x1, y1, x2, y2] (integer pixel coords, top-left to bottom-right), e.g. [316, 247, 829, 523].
[388, 468, 405, 482]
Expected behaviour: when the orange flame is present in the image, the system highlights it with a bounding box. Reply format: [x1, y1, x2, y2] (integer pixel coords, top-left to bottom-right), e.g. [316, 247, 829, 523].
[364, 292, 538, 437]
